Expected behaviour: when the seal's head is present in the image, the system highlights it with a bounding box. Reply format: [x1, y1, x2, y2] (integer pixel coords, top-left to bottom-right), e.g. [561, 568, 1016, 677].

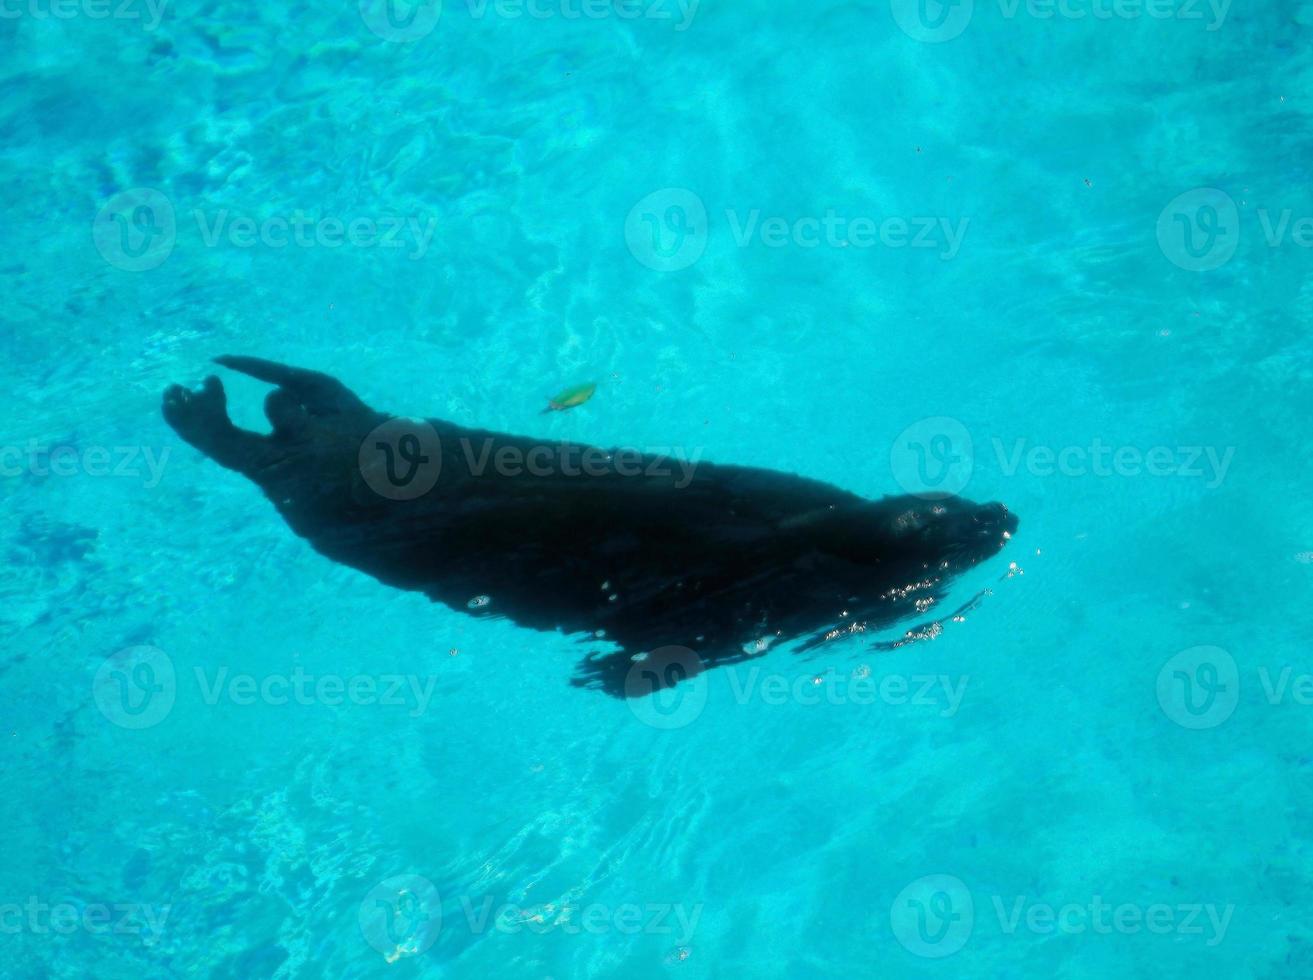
[882, 497, 1018, 573]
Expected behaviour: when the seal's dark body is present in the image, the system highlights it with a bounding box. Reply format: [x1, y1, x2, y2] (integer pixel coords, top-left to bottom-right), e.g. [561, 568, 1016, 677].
[163, 357, 1017, 696]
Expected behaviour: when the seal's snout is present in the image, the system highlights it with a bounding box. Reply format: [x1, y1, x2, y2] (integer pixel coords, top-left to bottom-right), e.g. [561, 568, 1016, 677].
[978, 501, 1018, 534]
[971, 502, 1018, 552]
[912, 500, 1017, 571]
[883, 497, 1018, 571]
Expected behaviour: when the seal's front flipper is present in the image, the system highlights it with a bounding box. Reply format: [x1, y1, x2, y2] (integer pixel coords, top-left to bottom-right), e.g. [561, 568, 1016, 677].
[213, 355, 367, 416]
[163, 376, 272, 476]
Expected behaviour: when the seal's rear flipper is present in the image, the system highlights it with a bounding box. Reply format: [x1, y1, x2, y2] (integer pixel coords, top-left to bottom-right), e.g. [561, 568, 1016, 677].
[569, 649, 636, 698]
[163, 376, 272, 476]
[213, 355, 367, 416]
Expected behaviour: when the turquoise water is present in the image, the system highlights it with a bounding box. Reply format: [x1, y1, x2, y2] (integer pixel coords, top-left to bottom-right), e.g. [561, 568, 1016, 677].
[3, 0, 1312, 976]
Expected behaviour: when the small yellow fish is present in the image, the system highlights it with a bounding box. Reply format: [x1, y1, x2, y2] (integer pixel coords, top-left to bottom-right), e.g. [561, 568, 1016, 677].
[542, 382, 596, 413]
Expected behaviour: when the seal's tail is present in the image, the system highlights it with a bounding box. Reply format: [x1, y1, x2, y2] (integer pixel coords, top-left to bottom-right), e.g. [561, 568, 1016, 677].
[214, 355, 368, 416]
[162, 375, 271, 476]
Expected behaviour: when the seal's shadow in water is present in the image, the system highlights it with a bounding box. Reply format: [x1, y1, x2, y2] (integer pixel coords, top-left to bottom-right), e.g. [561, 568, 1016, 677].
[162, 356, 1018, 698]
